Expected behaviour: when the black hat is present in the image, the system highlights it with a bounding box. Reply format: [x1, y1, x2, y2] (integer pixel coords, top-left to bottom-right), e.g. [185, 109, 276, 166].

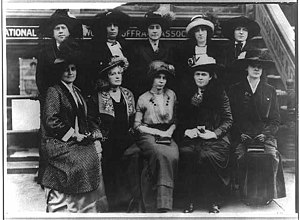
[39, 9, 83, 38]
[147, 60, 175, 79]
[232, 49, 275, 70]
[221, 16, 260, 40]
[92, 9, 130, 37]
[140, 7, 175, 31]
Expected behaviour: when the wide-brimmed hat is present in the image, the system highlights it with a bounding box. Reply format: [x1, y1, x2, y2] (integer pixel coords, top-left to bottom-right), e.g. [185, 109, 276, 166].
[186, 15, 215, 37]
[232, 49, 275, 70]
[188, 54, 224, 75]
[221, 16, 260, 40]
[147, 60, 175, 79]
[39, 9, 83, 38]
[140, 7, 175, 31]
[98, 56, 128, 78]
[92, 9, 130, 37]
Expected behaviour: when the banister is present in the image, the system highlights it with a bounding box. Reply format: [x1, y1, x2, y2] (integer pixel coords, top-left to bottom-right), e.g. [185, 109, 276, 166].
[255, 4, 295, 89]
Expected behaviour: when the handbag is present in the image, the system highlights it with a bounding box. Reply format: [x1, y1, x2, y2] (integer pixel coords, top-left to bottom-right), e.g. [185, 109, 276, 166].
[155, 136, 171, 145]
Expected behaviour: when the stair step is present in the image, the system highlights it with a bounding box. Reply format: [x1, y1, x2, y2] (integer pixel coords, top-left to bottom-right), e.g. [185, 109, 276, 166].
[7, 161, 39, 174]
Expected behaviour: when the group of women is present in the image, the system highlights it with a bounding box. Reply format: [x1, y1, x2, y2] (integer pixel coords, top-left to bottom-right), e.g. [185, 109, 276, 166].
[36, 7, 286, 213]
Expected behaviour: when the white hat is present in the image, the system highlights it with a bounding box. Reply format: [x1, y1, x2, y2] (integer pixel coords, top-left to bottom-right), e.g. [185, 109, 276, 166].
[186, 16, 215, 36]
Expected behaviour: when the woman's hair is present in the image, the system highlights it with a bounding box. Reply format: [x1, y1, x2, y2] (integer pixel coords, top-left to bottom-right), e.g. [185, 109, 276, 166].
[188, 25, 213, 42]
[145, 70, 174, 91]
[95, 65, 123, 92]
[187, 69, 224, 109]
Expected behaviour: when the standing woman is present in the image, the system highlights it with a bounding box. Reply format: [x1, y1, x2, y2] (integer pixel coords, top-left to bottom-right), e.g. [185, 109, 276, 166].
[39, 38, 108, 213]
[178, 55, 232, 213]
[220, 16, 260, 87]
[134, 61, 179, 212]
[87, 57, 136, 211]
[36, 9, 83, 99]
[89, 9, 130, 94]
[130, 7, 175, 98]
[228, 49, 286, 205]
[175, 15, 220, 99]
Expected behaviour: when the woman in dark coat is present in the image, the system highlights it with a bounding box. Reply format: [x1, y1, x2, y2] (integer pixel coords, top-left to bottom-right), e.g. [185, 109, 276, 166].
[87, 57, 137, 211]
[88, 9, 131, 94]
[36, 9, 83, 99]
[228, 49, 286, 205]
[134, 61, 179, 212]
[39, 39, 108, 213]
[130, 8, 175, 98]
[178, 55, 232, 213]
[220, 16, 261, 88]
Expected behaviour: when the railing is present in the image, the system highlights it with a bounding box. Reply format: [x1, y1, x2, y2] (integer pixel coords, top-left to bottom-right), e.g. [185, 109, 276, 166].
[255, 4, 295, 89]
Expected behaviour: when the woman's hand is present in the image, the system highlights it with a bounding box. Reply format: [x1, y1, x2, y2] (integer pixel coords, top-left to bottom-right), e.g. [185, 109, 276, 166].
[241, 133, 252, 142]
[198, 130, 217, 140]
[184, 128, 201, 139]
[72, 132, 87, 142]
[156, 130, 171, 138]
[254, 134, 266, 142]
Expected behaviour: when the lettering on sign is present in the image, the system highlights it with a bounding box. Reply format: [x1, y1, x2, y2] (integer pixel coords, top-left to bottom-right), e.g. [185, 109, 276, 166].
[6, 26, 39, 39]
[7, 25, 187, 40]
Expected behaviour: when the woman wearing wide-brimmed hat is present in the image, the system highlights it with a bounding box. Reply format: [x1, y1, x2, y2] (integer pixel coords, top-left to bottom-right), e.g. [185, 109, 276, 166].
[228, 49, 286, 206]
[36, 9, 83, 98]
[130, 7, 175, 98]
[220, 16, 261, 87]
[177, 55, 232, 213]
[88, 9, 131, 94]
[134, 60, 179, 212]
[39, 38, 108, 213]
[87, 56, 137, 211]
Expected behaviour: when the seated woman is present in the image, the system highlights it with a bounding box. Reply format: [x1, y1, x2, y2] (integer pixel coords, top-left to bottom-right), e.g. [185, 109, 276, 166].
[87, 57, 137, 212]
[134, 61, 179, 213]
[228, 49, 286, 205]
[39, 38, 108, 213]
[178, 55, 232, 213]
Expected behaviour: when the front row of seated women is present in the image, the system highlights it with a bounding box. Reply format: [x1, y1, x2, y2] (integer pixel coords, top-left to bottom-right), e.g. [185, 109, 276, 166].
[39, 38, 286, 213]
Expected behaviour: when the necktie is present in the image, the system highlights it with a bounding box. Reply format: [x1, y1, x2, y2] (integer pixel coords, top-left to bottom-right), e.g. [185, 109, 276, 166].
[235, 42, 243, 58]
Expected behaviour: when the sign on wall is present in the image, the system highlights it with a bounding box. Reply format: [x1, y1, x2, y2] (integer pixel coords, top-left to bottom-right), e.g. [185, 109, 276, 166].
[19, 58, 38, 95]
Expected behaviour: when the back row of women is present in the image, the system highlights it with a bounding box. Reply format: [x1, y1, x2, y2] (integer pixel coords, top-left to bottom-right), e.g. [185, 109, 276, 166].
[36, 8, 286, 213]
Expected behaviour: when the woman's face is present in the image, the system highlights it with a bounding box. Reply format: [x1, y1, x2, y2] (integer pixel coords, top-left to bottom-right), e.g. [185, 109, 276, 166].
[234, 26, 248, 42]
[53, 24, 70, 44]
[148, 24, 162, 41]
[194, 26, 208, 45]
[108, 66, 123, 87]
[246, 62, 263, 79]
[193, 70, 212, 88]
[106, 23, 119, 40]
[152, 73, 167, 90]
[61, 64, 77, 84]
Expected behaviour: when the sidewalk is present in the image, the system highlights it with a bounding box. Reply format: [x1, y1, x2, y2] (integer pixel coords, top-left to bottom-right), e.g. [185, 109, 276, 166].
[4, 166, 297, 219]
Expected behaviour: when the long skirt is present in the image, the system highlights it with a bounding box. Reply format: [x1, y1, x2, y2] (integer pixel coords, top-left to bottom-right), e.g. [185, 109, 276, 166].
[236, 141, 286, 205]
[136, 134, 179, 212]
[180, 138, 230, 205]
[44, 144, 108, 213]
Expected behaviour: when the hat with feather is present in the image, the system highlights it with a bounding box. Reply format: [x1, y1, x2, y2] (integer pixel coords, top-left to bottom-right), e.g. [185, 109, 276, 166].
[141, 6, 175, 31]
